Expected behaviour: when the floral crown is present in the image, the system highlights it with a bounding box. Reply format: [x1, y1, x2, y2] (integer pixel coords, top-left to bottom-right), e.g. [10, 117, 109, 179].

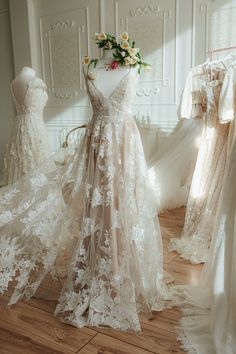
[82, 32, 151, 74]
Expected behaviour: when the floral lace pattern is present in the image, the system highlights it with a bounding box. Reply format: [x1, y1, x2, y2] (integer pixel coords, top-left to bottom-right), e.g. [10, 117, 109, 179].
[3, 77, 52, 185]
[169, 64, 232, 264]
[55, 69, 171, 331]
[0, 68, 170, 331]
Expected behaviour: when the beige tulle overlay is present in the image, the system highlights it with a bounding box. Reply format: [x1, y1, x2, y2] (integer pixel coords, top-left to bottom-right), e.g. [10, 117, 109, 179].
[169, 62, 235, 264]
[0, 69, 171, 331]
[171, 121, 236, 354]
[4, 77, 52, 185]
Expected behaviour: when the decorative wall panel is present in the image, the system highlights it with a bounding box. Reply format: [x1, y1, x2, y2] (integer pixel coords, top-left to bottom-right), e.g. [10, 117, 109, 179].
[39, 9, 89, 106]
[104, 0, 192, 136]
[28, 0, 236, 154]
[194, 0, 236, 64]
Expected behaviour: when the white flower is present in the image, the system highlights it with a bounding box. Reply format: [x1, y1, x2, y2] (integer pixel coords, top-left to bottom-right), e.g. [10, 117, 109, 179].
[83, 217, 94, 237]
[104, 41, 113, 49]
[120, 41, 130, 50]
[119, 32, 129, 41]
[128, 47, 139, 57]
[130, 57, 137, 65]
[91, 187, 103, 207]
[92, 32, 99, 40]
[124, 56, 132, 65]
[0, 211, 13, 225]
[97, 32, 107, 41]
[120, 51, 126, 57]
[144, 65, 151, 72]
[82, 56, 91, 66]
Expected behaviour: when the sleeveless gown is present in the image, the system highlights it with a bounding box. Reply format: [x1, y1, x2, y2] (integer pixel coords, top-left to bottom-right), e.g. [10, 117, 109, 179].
[3, 77, 52, 185]
[0, 69, 169, 331]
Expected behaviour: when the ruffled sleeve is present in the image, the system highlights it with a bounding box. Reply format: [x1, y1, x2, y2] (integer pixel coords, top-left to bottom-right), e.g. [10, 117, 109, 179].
[218, 66, 235, 124]
[178, 68, 205, 119]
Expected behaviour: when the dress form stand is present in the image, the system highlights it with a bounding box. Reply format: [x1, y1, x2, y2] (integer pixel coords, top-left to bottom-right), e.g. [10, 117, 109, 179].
[11, 66, 36, 104]
[90, 49, 136, 98]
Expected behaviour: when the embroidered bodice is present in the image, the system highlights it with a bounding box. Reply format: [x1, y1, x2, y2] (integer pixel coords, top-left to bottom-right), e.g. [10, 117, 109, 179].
[11, 77, 48, 117]
[4, 77, 51, 185]
[84, 69, 138, 118]
[179, 62, 235, 124]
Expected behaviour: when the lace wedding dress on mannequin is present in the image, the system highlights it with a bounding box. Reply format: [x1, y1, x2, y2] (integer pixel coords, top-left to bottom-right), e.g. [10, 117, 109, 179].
[0, 65, 170, 331]
[3, 67, 52, 185]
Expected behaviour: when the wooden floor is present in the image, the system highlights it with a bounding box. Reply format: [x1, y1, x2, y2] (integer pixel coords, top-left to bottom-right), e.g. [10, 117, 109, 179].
[0, 208, 202, 354]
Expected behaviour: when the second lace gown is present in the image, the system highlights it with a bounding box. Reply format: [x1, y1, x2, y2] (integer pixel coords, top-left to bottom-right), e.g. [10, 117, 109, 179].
[4, 77, 52, 185]
[0, 68, 170, 332]
[169, 63, 234, 264]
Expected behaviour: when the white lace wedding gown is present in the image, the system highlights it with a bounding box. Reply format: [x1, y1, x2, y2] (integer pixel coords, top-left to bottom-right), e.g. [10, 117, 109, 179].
[3, 77, 52, 185]
[175, 122, 236, 354]
[0, 68, 169, 331]
[169, 62, 234, 264]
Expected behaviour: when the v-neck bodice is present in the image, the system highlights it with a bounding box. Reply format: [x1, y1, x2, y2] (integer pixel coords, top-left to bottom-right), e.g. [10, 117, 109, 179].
[84, 69, 138, 119]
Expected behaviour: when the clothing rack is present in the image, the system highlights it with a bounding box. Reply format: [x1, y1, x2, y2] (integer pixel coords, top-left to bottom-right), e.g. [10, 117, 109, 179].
[208, 45, 236, 61]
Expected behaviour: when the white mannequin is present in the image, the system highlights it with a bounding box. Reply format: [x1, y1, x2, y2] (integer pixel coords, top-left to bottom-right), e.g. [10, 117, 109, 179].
[11, 66, 36, 104]
[91, 49, 136, 98]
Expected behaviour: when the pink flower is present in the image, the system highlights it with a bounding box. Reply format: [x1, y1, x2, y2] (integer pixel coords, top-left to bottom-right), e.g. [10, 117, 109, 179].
[111, 60, 119, 70]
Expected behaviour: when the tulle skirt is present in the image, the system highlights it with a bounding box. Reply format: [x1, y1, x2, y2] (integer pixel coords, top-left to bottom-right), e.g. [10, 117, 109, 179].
[3, 113, 52, 185]
[0, 113, 170, 331]
[148, 119, 202, 212]
[172, 133, 236, 354]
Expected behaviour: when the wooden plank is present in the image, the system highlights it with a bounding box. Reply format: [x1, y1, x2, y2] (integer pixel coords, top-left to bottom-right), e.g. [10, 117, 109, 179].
[78, 333, 153, 354]
[0, 299, 97, 353]
[140, 308, 181, 334]
[165, 257, 202, 285]
[93, 322, 184, 354]
[163, 238, 179, 264]
[0, 325, 73, 354]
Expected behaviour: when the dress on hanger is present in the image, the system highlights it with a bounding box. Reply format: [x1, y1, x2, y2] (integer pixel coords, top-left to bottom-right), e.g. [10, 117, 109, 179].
[174, 117, 236, 354]
[3, 77, 52, 185]
[0, 67, 170, 332]
[169, 61, 235, 264]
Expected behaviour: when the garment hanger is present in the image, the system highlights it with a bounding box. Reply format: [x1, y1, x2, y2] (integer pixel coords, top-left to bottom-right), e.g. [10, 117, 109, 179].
[205, 53, 236, 80]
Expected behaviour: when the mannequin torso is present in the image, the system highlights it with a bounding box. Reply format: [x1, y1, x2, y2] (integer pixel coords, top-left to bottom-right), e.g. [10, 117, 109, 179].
[11, 66, 36, 104]
[88, 49, 137, 98]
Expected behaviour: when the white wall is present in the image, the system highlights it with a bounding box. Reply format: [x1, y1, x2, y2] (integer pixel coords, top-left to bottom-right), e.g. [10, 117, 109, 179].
[0, 0, 14, 182]
[27, 0, 236, 153]
[9, 0, 32, 73]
